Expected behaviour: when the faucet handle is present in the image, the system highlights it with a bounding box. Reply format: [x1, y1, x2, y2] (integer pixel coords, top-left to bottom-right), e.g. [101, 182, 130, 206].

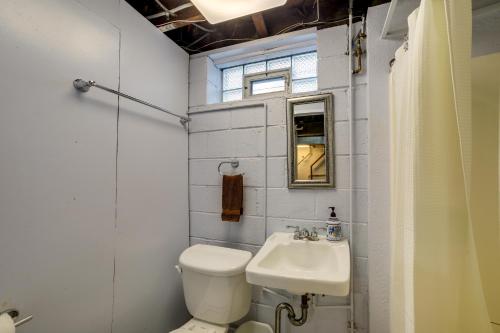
[310, 227, 318, 240]
[286, 225, 301, 239]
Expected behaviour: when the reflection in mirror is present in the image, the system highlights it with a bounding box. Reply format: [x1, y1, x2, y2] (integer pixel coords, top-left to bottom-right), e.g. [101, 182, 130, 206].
[294, 101, 326, 181]
[287, 94, 334, 188]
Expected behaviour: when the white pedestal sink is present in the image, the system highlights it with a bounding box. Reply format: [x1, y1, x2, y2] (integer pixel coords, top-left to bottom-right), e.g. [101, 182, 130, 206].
[246, 232, 350, 296]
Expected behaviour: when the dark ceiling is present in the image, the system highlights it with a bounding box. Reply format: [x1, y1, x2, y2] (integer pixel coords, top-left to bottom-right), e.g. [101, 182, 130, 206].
[125, 0, 390, 54]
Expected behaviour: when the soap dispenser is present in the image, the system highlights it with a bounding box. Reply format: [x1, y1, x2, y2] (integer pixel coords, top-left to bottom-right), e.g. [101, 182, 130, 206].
[326, 207, 342, 241]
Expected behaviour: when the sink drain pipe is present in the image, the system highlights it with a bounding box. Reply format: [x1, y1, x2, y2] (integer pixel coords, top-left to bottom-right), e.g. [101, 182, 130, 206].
[274, 294, 310, 333]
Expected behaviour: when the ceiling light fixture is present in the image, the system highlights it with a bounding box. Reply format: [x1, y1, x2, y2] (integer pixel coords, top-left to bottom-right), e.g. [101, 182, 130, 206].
[190, 0, 287, 24]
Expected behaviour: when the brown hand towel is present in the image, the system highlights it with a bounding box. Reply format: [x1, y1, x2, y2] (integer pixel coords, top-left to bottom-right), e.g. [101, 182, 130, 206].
[221, 174, 244, 222]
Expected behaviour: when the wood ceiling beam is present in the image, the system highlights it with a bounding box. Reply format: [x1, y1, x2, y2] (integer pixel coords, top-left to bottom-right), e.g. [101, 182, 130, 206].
[251, 13, 269, 37]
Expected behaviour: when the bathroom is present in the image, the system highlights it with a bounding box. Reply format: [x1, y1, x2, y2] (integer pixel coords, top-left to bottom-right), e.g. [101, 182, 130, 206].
[0, 0, 498, 333]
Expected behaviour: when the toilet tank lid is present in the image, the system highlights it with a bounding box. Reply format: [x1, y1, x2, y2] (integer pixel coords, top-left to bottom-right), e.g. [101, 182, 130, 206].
[179, 244, 252, 277]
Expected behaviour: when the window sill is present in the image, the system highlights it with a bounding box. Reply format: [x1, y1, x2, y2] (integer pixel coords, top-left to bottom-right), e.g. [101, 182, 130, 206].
[190, 89, 329, 115]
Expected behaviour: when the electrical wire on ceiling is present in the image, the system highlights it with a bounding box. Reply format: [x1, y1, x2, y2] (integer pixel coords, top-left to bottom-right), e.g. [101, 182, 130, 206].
[186, 32, 210, 48]
[275, 0, 364, 36]
[192, 23, 215, 33]
[175, 0, 364, 53]
[275, 15, 364, 36]
[156, 19, 207, 27]
[180, 14, 363, 53]
[152, 0, 214, 32]
[274, 0, 321, 35]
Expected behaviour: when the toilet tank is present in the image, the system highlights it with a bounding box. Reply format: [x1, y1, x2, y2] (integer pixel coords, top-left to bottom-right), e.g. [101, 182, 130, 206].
[179, 244, 252, 325]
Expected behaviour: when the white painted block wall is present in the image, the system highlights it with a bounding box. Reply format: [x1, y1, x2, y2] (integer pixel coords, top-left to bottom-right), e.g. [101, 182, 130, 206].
[0, 0, 189, 332]
[187, 22, 371, 333]
[366, 4, 401, 333]
[189, 56, 222, 106]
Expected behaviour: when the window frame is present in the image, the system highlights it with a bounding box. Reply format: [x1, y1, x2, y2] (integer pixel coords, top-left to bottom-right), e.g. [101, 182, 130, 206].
[243, 69, 291, 98]
[221, 51, 318, 102]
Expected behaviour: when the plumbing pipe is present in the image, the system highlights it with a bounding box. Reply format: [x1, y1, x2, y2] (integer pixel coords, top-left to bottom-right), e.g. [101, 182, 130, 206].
[352, 29, 366, 74]
[264, 103, 268, 244]
[348, 1, 355, 332]
[274, 294, 310, 333]
[352, 16, 367, 75]
[153, 0, 171, 19]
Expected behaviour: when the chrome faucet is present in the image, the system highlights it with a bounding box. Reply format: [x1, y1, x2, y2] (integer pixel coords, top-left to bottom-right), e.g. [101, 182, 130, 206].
[286, 225, 301, 239]
[286, 226, 324, 241]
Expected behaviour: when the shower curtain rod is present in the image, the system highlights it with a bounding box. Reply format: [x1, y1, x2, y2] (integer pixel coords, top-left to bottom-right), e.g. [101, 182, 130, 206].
[73, 79, 191, 128]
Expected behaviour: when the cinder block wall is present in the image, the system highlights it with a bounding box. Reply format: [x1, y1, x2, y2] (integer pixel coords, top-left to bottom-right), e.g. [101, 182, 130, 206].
[187, 23, 370, 333]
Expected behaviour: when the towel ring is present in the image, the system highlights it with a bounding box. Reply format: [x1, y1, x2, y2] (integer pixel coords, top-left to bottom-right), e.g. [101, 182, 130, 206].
[218, 160, 244, 176]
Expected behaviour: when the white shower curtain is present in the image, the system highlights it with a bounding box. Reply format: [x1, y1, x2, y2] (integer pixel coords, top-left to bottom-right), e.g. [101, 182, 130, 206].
[389, 0, 494, 332]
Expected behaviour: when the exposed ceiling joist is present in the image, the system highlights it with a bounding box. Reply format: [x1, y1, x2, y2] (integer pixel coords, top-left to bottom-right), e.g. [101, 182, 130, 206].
[125, 0, 391, 54]
[252, 13, 269, 37]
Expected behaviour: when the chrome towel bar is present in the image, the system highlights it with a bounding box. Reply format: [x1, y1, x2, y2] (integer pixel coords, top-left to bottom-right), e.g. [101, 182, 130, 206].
[73, 79, 190, 129]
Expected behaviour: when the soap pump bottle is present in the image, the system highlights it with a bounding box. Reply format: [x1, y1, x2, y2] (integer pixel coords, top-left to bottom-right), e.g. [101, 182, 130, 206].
[326, 207, 342, 241]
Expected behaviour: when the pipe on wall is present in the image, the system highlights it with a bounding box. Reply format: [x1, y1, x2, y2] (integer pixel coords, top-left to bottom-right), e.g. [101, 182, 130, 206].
[348, 0, 355, 332]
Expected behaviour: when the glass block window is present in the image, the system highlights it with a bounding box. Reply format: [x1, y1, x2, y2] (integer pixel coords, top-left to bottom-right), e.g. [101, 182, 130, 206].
[222, 65, 244, 101]
[244, 62, 266, 74]
[223, 66, 243, 90]
[267, 57, 291, 71]
[222, 51, 317, 102]
[292, 53, 317, 80]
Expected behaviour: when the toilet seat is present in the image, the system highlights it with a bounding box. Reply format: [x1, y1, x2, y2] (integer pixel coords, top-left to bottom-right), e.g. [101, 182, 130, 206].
[170, 318, 228, 333]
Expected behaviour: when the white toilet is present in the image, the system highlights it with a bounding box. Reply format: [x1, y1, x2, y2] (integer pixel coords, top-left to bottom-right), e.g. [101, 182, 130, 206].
[171, 244, 253, 333]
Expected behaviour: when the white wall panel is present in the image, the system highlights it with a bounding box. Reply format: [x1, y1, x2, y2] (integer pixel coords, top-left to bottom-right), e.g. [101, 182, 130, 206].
[0, 1, 119, 332]
[0, 1, 190, 333]
[112, 2, 189, 333]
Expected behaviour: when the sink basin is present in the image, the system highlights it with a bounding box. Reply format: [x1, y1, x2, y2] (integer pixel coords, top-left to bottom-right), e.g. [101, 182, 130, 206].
[246, 232, 350, 296]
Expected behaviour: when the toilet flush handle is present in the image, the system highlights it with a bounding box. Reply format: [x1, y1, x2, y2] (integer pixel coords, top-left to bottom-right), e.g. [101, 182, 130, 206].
[175, 265, 182, 275]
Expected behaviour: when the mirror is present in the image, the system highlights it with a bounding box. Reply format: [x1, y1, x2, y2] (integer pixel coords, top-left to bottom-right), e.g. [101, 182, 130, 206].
[287, 94, 334, 188]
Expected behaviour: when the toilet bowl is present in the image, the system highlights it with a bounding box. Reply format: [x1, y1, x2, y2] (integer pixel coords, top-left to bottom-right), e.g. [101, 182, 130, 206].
[170, 318, 228, 333]
[171, 244, 253, 333]
[235, 321, 273, 333]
